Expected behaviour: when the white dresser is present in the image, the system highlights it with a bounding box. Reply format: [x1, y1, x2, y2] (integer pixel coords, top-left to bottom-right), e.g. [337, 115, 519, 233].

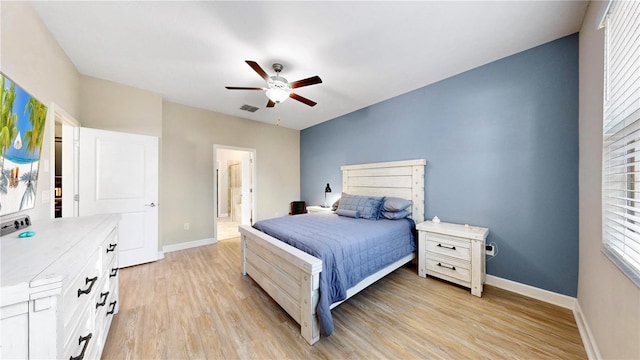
[417, 220, 489, 297]
[1, 214, 121, 359]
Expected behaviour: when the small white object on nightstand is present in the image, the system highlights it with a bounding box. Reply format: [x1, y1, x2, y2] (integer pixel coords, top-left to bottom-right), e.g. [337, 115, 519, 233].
[416, 220, 489, 297]
[307, 205, 334, 214]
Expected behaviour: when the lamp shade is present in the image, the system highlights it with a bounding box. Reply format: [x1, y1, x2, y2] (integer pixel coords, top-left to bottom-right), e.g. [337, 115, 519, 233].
[325, 183, 332, 193]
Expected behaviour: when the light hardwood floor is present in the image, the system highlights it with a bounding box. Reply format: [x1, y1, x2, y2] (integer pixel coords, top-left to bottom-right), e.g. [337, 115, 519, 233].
[217, 216, 240, 241]
[102, 238, 586, 359]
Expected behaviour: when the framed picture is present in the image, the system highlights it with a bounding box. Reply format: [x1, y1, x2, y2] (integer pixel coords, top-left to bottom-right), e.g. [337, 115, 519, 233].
[1, 73, 48, 216]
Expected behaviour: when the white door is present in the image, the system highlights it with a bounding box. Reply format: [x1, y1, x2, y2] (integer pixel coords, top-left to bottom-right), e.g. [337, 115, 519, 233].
[79, 128, 159, 268]
[240, 152, 252, 225]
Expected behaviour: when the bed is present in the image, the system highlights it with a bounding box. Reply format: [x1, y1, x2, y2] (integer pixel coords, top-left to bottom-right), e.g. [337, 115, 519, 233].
[239, 159, 426, 345]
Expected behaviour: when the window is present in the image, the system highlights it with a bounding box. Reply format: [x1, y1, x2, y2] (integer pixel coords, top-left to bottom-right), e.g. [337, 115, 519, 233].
[602, 0, 640, 287]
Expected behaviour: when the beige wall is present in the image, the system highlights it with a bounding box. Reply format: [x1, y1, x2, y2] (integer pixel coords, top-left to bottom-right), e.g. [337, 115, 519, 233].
[0, 2, 80, 118]
[578, 2, 640, 359]
[79, 75, 163, 138]
[0, 1, 80, 222]
[162, 101, 300, 246]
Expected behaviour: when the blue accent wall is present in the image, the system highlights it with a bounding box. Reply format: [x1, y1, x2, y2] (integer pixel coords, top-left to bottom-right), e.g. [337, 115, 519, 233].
[300, 34, 579, 296]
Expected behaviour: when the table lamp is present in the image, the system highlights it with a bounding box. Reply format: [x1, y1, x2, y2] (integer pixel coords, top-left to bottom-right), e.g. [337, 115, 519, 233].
[323, 183, 332, 207]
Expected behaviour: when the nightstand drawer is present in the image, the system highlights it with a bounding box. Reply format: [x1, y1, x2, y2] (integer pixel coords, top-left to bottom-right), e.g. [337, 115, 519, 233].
[425, 233, 470, 261]
[425, 254, 470, 283]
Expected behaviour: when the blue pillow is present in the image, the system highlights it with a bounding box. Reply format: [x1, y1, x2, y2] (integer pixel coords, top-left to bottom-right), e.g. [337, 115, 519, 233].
[336, 209, 360, 218]
[337, 193, 385, 220]
[381, 209, 411, 220]
[382, 197, 412, 212]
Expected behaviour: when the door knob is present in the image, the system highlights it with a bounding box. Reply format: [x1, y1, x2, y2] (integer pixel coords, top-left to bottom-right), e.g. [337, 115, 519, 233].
[145, 202, 157, 207]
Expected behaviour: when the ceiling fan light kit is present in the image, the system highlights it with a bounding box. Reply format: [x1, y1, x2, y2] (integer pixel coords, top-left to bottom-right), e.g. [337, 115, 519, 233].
[226, 60, 322, 108]
[265, 88, 290, 103]
[265, 73, 291, 103]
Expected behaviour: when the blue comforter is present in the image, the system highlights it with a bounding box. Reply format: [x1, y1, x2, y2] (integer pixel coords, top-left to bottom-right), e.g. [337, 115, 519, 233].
[252, 213, 416, 336]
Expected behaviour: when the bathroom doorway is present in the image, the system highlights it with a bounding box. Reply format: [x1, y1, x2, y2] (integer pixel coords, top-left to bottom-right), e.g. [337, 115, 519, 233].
[213, 145, 255, 241]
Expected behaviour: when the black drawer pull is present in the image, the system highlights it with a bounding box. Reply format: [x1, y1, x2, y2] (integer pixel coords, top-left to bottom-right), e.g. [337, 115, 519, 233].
[69, 333, 92, 360]
[437, 243, 456, 251]
[77, 276, 98, 297]
[96, 291, 110, 308]
[109, 267, 119, 278]
[107, 300, 117, 315]
[106, 243, 117, 253]
[437, 262, 456, 271]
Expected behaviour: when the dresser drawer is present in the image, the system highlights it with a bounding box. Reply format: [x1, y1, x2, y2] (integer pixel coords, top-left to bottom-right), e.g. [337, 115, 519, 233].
[62, 247, 101, 333]
[425, 253, 470, 283]
[95, 256, 118, 337]
[64, 302, 95, 360]
[425, 233, 470, 261]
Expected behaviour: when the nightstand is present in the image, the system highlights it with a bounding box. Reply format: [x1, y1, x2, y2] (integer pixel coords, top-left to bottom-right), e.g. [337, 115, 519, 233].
[416, 221, 489, 297]
[307, 206, 334, 214]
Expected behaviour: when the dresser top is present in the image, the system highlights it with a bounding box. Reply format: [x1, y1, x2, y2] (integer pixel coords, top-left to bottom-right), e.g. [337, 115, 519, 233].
[1, 214, 120, 304]
[416, 220, 489, 241]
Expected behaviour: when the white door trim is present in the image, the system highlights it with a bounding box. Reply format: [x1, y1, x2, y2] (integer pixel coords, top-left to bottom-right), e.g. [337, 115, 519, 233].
[47, 102, 80, 218]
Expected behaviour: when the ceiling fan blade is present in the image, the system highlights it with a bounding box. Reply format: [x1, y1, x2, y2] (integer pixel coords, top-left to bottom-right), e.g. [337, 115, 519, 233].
[246, 60, 270, 81]
[290, 93, 317, 107]
[266, 99, 276, 108]
[290, 76, 322, 89]
[225, 86, 264, 90]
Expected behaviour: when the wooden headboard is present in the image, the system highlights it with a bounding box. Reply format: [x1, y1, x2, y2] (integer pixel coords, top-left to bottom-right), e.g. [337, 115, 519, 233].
[341, 159, 426, 223]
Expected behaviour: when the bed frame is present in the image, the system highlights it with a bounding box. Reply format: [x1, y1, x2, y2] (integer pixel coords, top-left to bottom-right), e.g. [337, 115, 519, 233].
[239, 159, 426, 344]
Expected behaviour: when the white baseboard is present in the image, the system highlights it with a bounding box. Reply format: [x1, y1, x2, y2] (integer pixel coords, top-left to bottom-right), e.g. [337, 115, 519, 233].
[162, 237, 217, 254]
[485, 274, 576, 309]
[573, 301, 601, 360]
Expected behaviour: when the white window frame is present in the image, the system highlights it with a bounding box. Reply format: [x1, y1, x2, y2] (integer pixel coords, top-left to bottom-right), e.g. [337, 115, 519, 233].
[601, 0, 640, 288]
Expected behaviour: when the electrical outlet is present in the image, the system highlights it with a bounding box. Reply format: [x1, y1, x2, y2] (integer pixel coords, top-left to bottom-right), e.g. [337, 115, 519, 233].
[184, 223, 190, 230]
[485, 244, 495, 256]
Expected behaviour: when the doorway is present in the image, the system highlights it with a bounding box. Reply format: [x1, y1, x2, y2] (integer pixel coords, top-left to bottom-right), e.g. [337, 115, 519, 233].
[213, 145, 255, 241]
[49, 103, 79, 219]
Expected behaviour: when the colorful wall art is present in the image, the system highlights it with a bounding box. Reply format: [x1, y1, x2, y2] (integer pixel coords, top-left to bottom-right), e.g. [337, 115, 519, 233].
[1, 73, 48, 216]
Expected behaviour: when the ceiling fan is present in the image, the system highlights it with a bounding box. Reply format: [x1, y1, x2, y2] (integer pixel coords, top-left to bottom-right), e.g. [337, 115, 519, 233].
[226, 60, 322, 107]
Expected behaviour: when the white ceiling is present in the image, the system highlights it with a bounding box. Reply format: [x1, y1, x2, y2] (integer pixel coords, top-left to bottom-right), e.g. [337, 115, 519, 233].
[31, 1, 588, 130]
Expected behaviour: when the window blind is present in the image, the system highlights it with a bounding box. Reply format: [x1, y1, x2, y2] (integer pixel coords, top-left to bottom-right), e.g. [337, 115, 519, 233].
[602, 0, 640, 286]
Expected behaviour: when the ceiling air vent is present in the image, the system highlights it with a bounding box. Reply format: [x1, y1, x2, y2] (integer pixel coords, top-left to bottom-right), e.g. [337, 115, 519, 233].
[240, 104, 259, 113]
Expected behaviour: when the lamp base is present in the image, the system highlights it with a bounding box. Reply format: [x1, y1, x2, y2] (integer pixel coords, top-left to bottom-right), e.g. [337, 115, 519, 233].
[320, 205, 330, 208]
